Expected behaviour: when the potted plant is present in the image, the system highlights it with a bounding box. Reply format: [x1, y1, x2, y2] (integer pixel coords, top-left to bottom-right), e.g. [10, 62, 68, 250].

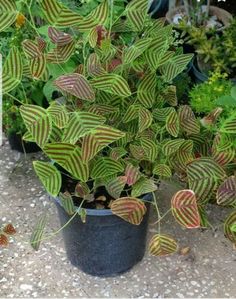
[10, 0, 195, 276]
[186, 18, 236, 82]
[166, 0, 232, 30]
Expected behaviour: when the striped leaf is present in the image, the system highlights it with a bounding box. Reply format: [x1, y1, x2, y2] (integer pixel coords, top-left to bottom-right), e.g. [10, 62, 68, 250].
[0, 234, 8, 247]
[162, 85, 177, 106]
[166, 110, 179, 137]
[160, 54, 193, 82]
[37, 37, 47, 52]
[162, 139, 185, 156]
[175, 140, 194, 172]
[75, 182, 90, 198]
[88, 27, 98, 48]
[153, 164, 172, 178]
[48, 26, 73, 46]
[47, 102, 69, 129]
[153, 107, 175, 122]
[20, 105, 52, 148]
[106, 176, 127, 199]
[62, 112, 105, 144]
[110, 147, 127, 160]
[90, 74, 131, 97]
[30, 214, 47, 251]
[59, 192, 75, 215]
[217, 176, 236, 206]
[140, 138, 158, 162]
[187, 158, 226, 203]
[50, 125, 63, 142]
[2, 47, 22, 93]
[0, 0, 17, 32]
[137, 73, 157, 108]
[87, 53, 106, 77]
[212, 134, 235, 166]
[44, 143, 89, 181]
[91, 158, 124, 179]
[41, 0, 83, 27]
[33, 161, 62, 197]
[139, 108, 153, 133]
[2, 224, 16, 237]
[111, 197, 147, 225]
[171, 190, 200, 228]
[224, 211, 236, 244]
[178, 105, 200, 135]
[77, 0, 109, 31]
[149, 234, 178, 256]
[82, 126, 125, 162]
[220, 113, 236, 134]
[22, 40, 47, 79]
[54, 73, 95, 101]
[131, 177, 157, 197]
[130, 144, 146, 160]
[200, 107, 223, 127]
[123, 38, 152, 64]
[47, 40, 75, 64]
[123, 105, 140, 123]
[125, 163, 141, 186]
[125, 0, 148, 31]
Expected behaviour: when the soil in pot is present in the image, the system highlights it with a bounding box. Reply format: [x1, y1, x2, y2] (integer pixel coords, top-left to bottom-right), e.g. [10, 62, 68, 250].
[8, 132, 41, 153]
[56, 172, 152, 277]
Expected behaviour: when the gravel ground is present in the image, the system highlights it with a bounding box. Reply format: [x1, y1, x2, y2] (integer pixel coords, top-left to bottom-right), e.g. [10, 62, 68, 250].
[0, 137, 236, 298]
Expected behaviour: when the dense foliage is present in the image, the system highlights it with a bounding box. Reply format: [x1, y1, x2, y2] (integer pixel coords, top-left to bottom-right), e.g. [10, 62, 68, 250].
[1, 0, 236, 255]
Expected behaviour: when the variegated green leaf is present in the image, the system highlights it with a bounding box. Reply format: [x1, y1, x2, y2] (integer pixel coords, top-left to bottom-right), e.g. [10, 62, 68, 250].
[41, 0, 83, 27]
[125, 0, 148, 31]
[149, 234, 178, 256]
[54, 73, 95, 101]
[0, 0, 17, 32]
[217, 176, 236, 206]
[153, 164, 172, 178]
[139, 108, 153, 133]
[106, 176, 127, 199]
[47, 102, 69, 129]
[178, 105, 200, 135]
[171, 190, 200, 228]
[47, 40, 75, 64]
[87, 53, 106, 77]
[82, 126, 125, 162]
[90, 74, 131, 97]
[125, 163, 141, 186]
[62, 112, 105, 144]
[137, 73, 157, 108]
[224, 211, 236, 245]
[30, 214, 47, 251]
[162, 139, 185, 156]
[140, 138, 158, 162]
[165, 110, 179, 137]
[59, 192, 75, 215]
[2, 47, 23, 93]
[91, 158, 124, 179]
[131, 177, 157, 197]
[48, 26, 73, 46]
[220, 113, 236, 134]
[20, 105, 52, 148]
[44, 143, 89, 181]
[123, 38, 152, 64]
[111, 197, 147, 225]
[33, 161, 61, 197]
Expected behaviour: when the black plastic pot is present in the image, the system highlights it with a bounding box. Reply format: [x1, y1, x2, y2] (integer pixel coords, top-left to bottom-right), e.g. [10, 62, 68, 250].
[191, 61, 208, 84]
[8, 132, 41, 153]
[148, 0, 169, 18]
[55, 194, 152, 277]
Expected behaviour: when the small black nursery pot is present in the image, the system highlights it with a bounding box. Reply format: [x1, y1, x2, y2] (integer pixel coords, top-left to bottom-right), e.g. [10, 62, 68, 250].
[55, 194, 152, 277]
[8, 132, 41, 153]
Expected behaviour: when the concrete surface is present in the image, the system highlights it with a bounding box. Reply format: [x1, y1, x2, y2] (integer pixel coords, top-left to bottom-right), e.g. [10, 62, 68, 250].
[0, 137, 236, 298]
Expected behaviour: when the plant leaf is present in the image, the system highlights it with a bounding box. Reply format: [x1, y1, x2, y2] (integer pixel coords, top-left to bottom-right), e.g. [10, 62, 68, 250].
[106, 176, 127, 199]
[165, 109, 179, 137]
[33, 161, 62, 197]
[44, 143, 89, 181]
[224, 210, 236, 245]
[162, 139, 185, 156]
[137, 73, 157, 108]
[124, 38, 152, 64]
[30, 214, 47, 251]
[47, 102, 69, 129]
[153, 164, 172, 178]
[139, 108, 153, 133]
[125, 0, 148, 31]
[48, 26, 73, 46]
[149, 234, 178, 256]
[91, 157, 124, 179]
[54, 73, 95, 101]
[131, 177, 157, 197]
[171, 190, 200, 228]
[217, 176, 236, 206]
[2, 47, 23, 93]
[0, 0, 17, 32]
[178, 105, 200, 135]
[111, 197, 147, 225]
[59, 192, 75, 215]
[125, 163, 141, 186]
[90, 74, 131, 97]
[20, 105, 52, 148]
[140, 138, 158, 162]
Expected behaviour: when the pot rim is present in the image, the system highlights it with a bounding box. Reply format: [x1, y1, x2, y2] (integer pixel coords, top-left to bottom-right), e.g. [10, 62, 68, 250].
[166, 5, 233, 29]
[52, 193, 153, 216]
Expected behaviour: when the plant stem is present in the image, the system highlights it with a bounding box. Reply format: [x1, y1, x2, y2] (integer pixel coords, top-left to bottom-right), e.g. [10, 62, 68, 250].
[29, 199, 86, 245]
[5, 93, 24, 105]
[152, 192, 161, 234]
[150, 208, 172, 225]
[26, 0, 40, 36]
